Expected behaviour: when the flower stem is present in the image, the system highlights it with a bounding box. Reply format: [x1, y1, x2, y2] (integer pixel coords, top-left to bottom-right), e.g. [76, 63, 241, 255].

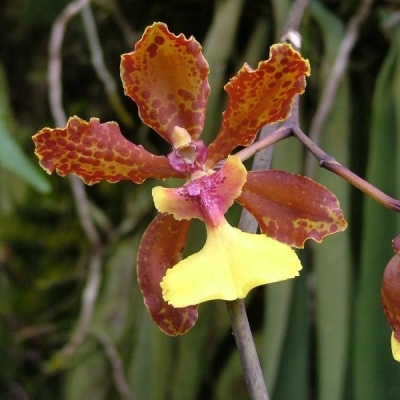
[225, 124, 278, 399]
[226, 299, 270, 400]
[226, 1, 311, 396]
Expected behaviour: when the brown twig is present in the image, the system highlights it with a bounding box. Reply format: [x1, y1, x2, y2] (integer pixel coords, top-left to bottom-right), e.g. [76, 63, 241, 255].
[234, 125, 292, 163]
[47, 0, 104, 369]
[80, 4, 135, 127]
[236, 114, 400, 213]
[48, 0, 90, 127]
[292, 126, 400, 212]
[46, 3, 132, 396]
[111, 3, 140, 47]
[92, 329, 133, 400]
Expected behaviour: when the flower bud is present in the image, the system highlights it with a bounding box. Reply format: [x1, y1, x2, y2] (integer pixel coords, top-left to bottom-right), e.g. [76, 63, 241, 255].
[381, 252, 400, 360]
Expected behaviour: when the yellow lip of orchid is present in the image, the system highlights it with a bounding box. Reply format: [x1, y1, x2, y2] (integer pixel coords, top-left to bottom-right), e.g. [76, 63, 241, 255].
[153, 154, 302, 308]
[160, 218, 302, 308]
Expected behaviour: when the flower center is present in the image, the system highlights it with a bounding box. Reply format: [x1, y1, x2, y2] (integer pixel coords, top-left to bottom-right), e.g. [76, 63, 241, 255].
[168, 126, 208, 176]
[176, 144, 197, 164]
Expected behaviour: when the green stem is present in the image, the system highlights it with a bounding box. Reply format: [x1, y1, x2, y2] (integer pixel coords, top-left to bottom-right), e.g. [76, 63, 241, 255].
[225, 1, 311, 396]
[225, 123, 279, 399]
[226, 299, 270, 400]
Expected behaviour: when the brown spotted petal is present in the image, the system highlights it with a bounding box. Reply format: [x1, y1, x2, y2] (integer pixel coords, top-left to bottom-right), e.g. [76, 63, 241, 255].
[236, 170, 347, 248]
[33, 116, 184, 185]
[121, 22, 210, 144]
[137, 213, 198, 335]
[381, 253, 400, 360]
[206, 43, 310, 168]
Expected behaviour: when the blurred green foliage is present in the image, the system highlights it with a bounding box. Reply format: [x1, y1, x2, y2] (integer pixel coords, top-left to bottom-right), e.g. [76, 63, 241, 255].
[1, 0, 400, 399]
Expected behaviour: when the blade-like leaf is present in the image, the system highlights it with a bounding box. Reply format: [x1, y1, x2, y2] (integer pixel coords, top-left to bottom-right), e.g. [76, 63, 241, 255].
[271, 273, 310, 400]
[307, 4, 352, 400]
[353, 25, 400, 400]
[0, 63, 50, 193]
[201, 0, 245, 143]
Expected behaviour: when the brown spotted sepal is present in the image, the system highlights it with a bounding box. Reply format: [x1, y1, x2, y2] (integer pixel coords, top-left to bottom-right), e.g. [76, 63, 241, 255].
[381, 234, 400, 361]
[121, 22, 210, 144]
[33, 116, 185, 185]
[236, 170, 347, 248]
[206, 43, 310, 168]
[137, 213, 198, 335]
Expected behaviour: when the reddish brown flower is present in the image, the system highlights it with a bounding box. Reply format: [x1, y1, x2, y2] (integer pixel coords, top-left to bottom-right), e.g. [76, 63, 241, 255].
[33, 23, 347, 335]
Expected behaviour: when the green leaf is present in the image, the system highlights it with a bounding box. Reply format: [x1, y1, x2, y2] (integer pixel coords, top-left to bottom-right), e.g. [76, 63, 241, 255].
[262, 280, 294, 394]
[312, 50, 352, 400]
[0, 63, 50, 193]
[352, 25, 400, 400]
[270, 0, 292, 37]
[63, 235, 141, 399]
[271, 273, 310, 400]
[201, 0, 245, 143]
[309, 0, 345, 80]
[302, 3, 353, 399]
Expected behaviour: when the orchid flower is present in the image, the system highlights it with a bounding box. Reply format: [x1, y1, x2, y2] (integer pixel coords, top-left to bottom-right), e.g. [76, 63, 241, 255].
[33, 22, 347, 335]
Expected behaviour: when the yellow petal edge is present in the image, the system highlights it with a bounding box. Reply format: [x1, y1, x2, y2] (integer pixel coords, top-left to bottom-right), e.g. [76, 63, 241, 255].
[161, 219, 302, 307]
[391, 332, 400, 361]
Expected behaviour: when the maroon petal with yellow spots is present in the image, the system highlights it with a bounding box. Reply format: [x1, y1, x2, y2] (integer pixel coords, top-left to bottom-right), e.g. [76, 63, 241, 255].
[206, 43, 310, 168]
[137, 212, 197, 335]
[121, 22, 210, 144]
[236, 170, 347, 248]
[33, 116, 185, 185]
